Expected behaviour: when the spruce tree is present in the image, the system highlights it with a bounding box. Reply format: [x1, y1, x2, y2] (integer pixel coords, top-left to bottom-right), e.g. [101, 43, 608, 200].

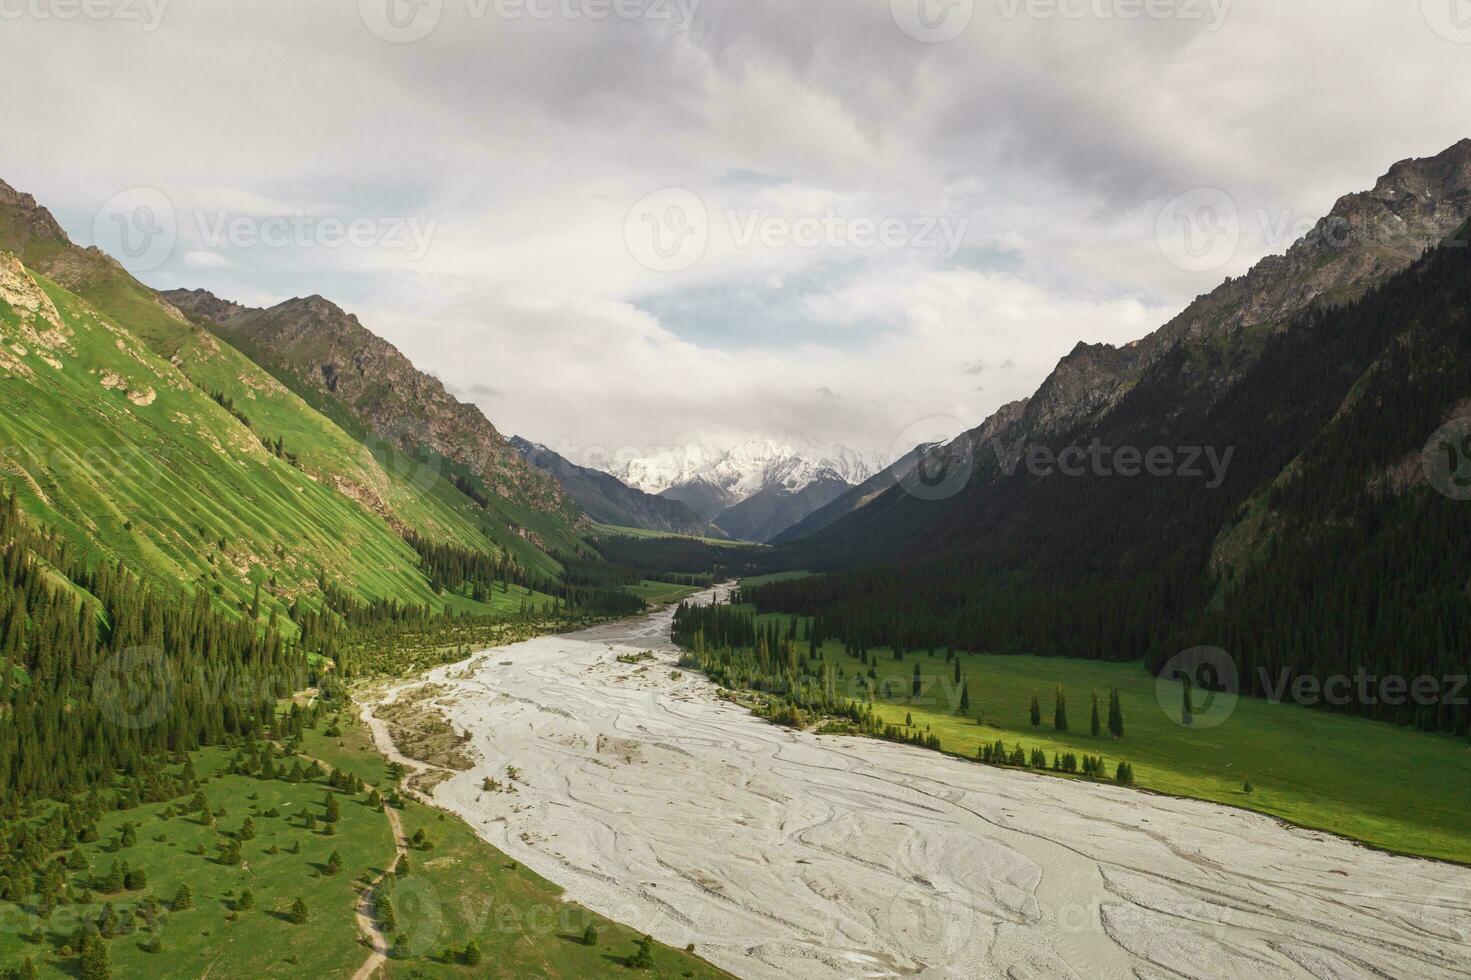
[1107, 687, 1124, 738]
[1181, 676, 1195, 727]
[1090, 691, 1101, 737]
[1053, 686, 1068, 732]
[1029, 693, 1041, 727]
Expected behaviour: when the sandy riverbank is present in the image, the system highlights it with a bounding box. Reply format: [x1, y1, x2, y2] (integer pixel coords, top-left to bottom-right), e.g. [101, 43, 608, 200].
[361, 589, 1471, 979]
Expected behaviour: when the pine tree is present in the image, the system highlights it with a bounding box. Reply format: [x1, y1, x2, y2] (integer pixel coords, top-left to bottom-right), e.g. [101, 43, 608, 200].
[288, 897, 309, 924]
[1029, 693, 1041, 727]
[582, 924, 598, 946]
[1107, 686, 1124, 738]
[1181, 676, 1195, 726]
[1053, 685, 1068, 732]
[958, 679, 969, 712]
[172, 883, 193, 910]
[629, 935, 655, 969]
[79, 932, 111, 980]
[911, 661, 922, 697]
[1090, 691, 1101, 737]
[462, 939, 482, 965]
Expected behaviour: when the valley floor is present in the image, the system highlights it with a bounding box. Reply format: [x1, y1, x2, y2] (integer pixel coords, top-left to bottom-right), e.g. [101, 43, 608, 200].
[362, 591, 1471, 979]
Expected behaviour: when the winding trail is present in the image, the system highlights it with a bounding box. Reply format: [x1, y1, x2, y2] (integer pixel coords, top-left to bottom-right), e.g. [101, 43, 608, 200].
[361, 589, 1471, 979]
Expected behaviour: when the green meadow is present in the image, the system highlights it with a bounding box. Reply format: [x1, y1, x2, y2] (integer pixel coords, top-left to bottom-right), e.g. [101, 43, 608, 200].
[742, 608, 1471, 865]
[0, 711, 730, 979]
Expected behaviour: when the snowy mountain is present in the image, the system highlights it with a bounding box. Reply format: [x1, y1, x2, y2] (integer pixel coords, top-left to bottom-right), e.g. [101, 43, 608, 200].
[607, 441, 886, 541]
[611, 441, 883, 500]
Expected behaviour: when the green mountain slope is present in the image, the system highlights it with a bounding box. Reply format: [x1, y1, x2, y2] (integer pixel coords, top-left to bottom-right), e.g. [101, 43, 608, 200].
[0, 179, 579, 613]
[161, 288, 584, 567]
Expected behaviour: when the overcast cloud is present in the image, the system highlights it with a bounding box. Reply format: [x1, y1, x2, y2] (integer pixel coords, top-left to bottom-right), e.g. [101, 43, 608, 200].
[1, 0, 1467, 463]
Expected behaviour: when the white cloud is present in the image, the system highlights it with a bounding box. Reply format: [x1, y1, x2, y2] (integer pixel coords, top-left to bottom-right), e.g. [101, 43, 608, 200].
[1, 0, 1465, 458]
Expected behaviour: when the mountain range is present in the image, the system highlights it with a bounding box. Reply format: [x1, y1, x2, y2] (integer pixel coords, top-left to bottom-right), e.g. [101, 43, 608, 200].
[509, 437, 720, 538]
[752, 138, 1471, 733]
[609, 441, 886, 542]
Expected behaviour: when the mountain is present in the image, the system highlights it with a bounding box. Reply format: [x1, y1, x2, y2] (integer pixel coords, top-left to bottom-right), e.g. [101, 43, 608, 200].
[773, 405, 1030, 544]
[713, 474, 853, 543]
[793, 138, 1471, 569]
[162, 288, 584, 565]
[751, 139, 1471, 733]
[0, 176, 580, 620]
[611, 440, 883, 539]
[510, 436, 721, 537]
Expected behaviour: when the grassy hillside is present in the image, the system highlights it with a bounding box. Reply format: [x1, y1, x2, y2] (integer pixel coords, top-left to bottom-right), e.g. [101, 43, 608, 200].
[0, 176, 581, 612]
[0, 708, 730, 979]
[0, 256, 556, 622]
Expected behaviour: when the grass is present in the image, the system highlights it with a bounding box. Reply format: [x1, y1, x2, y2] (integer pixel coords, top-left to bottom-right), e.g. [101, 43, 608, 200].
[0, 744, 392, 978]
[591, 524, 742, 547]
[738, 570, 811, 588]
[626, 580, 702, 605]
[742, 612, 1471, 865]
[0, 714, 731, 979]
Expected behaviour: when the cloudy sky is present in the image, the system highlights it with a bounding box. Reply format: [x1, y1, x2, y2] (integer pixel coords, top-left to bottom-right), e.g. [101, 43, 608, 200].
[2, 0, 1468, 464]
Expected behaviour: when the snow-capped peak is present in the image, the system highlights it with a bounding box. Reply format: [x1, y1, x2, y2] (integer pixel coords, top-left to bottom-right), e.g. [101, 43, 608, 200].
[609, 440, 883, 500]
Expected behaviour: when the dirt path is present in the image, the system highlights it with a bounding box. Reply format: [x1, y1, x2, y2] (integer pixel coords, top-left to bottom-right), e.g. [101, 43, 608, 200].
[286, 744, 410, 980]
[349, 803, 407, 980]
